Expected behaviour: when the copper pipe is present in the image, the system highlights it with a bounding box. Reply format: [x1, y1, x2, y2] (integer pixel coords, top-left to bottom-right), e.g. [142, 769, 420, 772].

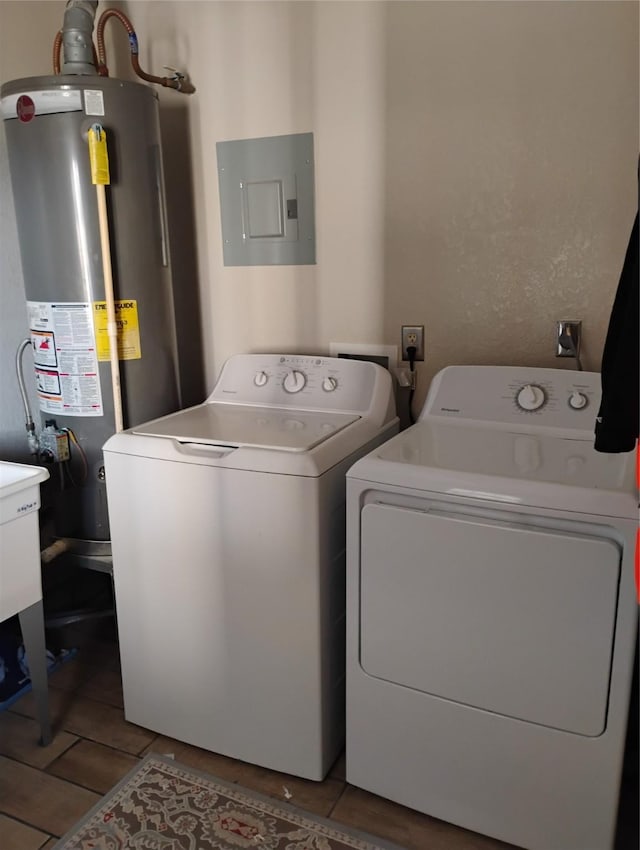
[53, 30, 62, 74]
[131, 54, 196, 93]
[96, 7, 195, 92]
[96, 8, 135, 74]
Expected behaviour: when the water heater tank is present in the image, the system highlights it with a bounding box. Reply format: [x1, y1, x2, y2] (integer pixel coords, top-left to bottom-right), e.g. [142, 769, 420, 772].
[1, 75, 180, 541]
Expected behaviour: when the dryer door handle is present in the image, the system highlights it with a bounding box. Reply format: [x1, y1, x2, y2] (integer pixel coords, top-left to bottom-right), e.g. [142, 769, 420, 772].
[175, 442, 238, 460]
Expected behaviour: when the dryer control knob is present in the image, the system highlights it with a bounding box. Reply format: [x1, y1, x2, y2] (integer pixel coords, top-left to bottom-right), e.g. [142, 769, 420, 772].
[283, 370, 307, 393]
[254, 371, 268, 387]
[568, 391, 588, 410]
[323, 376, 338, 392]
[516, 384, 546, 411]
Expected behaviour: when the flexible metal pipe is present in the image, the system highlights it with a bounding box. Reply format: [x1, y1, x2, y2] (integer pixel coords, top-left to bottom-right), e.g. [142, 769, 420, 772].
[96, 8, 196, 93]
[15, 339, 33, 426]
[15, 339, 39, 456]
[53, 30, 63, 74]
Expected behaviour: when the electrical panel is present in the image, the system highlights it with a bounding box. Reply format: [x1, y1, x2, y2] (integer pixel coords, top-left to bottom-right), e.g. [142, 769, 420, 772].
[216, 132, 316, 266]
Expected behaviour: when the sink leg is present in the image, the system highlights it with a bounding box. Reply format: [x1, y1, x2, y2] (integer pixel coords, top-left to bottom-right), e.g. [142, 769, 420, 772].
[18, 601, 52, 746]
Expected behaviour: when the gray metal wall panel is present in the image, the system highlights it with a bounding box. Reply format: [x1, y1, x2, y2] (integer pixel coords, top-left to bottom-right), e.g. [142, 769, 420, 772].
[217, 132, 315, 266]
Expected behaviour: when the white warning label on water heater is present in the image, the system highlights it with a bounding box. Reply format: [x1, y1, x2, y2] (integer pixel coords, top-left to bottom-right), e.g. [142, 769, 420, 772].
[27, 301, 103, 417]
[84, 89, 105, 117]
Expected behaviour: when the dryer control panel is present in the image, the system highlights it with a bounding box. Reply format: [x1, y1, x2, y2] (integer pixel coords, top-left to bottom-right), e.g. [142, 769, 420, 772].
[422, 366, 601, 434]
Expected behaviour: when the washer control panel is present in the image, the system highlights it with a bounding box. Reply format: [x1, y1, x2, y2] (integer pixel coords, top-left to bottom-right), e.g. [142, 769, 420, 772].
[209, 353, 391, 415]
[424, 366, 600, 432]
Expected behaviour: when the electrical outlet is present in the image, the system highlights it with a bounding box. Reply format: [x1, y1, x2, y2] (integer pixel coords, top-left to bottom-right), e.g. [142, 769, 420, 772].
[401, 325, 424, 361]
[556, 320, 582, 358]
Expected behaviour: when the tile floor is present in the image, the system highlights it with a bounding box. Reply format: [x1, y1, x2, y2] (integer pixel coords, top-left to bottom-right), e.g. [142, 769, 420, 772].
[0, 617, 637, 850]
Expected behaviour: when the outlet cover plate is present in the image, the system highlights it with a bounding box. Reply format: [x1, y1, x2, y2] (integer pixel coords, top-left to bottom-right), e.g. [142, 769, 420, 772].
[401, 325, 424, 361]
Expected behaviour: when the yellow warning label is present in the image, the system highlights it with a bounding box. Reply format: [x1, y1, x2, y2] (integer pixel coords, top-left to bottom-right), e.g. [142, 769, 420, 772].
[93, 300, 142, 361]
[88, 124, 110, 185]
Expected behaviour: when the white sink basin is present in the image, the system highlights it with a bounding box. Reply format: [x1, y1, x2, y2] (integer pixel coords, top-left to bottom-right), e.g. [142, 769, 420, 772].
[0, 461, 50, 622]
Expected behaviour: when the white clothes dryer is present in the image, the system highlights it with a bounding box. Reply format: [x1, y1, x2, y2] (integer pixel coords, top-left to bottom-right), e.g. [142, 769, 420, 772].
[346, 365, 637, 850]
[104, 354, 397, 780]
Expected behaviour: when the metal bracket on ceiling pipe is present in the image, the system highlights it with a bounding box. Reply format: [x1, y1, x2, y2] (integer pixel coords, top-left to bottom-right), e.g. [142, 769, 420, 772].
[61, 0, 99, 75]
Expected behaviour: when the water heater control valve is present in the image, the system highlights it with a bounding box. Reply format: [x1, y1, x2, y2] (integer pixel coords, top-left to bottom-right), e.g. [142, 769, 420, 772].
[39, 422, 70, 463]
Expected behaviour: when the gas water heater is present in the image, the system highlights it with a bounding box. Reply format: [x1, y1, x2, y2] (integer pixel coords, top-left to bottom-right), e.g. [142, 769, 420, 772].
[1, 2, 194, 541]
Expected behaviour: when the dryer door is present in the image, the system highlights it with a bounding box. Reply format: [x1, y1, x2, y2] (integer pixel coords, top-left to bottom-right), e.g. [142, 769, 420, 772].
[359, 503, 620, 736]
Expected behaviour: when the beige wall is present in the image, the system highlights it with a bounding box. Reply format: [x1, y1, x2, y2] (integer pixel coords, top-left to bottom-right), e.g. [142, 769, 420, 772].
[382, 0, 638, 397]
[119, 0, 638, 407]
[112, 0, 390, 391]
[1, 1, 637, 435]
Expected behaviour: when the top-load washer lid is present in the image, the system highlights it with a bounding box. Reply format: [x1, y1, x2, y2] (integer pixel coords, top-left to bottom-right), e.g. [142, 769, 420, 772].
[105, 353, 398, 477]
[130, 353, 398, 454]
[132, 403, 360, 452]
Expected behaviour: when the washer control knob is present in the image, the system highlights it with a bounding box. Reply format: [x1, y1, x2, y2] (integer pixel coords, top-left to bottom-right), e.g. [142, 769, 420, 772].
[568, 391, 588, 410]
[322, 376, 338, 392]
[516, 384, 546, 411]
[283, 370, 307, 394]
[254, 371, 268, 387]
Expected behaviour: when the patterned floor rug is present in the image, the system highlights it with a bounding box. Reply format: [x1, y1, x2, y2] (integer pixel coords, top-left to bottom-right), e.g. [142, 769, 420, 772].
[52, 753, 405, 850]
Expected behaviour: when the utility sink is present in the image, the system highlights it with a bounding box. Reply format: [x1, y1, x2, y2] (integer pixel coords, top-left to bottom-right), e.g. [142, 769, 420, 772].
[0, 461, 49, 622]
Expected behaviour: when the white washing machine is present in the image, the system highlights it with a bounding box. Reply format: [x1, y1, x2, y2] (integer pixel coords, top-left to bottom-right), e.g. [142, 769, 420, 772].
[346, 365, 637, 850]
[103, 353, 397, 780]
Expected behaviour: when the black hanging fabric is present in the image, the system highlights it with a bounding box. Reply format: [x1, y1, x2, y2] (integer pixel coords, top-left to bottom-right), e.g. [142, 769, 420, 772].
[594, 211, 639, 453]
